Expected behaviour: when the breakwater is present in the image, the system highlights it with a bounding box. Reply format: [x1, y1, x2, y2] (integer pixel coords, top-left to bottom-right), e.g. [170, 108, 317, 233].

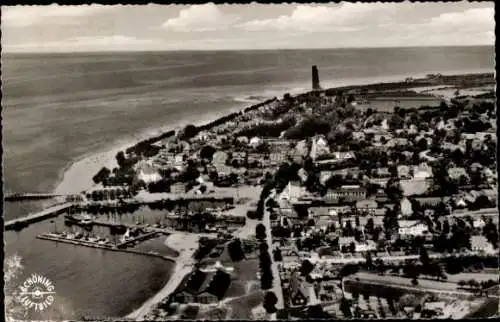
[37, 234, 176, 262]
[5, 203, 73, 231]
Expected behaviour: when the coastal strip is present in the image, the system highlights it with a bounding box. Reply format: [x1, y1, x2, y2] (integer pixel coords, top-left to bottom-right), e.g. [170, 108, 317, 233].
[125, 233, 199, 321]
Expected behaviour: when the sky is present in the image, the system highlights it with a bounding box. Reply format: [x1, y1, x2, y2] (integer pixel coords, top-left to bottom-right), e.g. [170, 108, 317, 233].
[1, 1, 495, 52]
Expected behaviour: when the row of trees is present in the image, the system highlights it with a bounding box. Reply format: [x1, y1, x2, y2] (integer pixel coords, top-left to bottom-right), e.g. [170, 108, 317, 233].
[259, 240, 274, 291]
[457, 279, 497, 291]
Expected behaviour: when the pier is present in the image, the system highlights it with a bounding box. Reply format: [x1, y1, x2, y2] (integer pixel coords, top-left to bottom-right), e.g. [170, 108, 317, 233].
[5, 203, 73, 230]
[36, 233, 177, 262]
[4, 192, 67, 201]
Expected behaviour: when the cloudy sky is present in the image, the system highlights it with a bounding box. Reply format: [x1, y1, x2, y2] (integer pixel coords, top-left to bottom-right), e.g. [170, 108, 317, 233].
[1, 2, 495, 52]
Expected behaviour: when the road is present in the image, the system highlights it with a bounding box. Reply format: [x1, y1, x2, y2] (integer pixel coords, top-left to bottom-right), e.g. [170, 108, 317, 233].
[263, 191, 285, 312]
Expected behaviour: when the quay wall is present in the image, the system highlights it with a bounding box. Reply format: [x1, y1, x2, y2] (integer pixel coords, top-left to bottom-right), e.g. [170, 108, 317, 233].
[37, 234, 176, 263]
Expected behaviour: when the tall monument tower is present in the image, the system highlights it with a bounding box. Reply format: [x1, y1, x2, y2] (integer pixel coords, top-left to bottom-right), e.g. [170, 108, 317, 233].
[312, 65, 321, 91]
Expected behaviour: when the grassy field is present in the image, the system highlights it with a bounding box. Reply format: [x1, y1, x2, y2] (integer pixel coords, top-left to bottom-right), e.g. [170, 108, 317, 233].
[227, 291, 264, 319]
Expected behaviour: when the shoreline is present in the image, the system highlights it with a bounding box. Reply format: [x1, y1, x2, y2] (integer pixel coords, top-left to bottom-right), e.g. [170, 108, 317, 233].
[51, 69, 493, 197]
[125, 233, 199, 321]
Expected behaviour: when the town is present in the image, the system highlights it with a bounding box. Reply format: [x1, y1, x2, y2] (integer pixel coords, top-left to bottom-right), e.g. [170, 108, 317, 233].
[11, 68, 498, 320]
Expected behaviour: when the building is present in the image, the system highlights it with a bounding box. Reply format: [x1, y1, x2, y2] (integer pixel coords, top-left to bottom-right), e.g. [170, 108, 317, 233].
[400, 198, 413, 216]
[312, 65, 321, 91]
[212, 151, 229, 165]
[398, 221, 429, 237]
[397, 165, 412, 180]
[324, 185, 367, 204]
[249, 136, 261, 148]
[470, 236, 495, 253]
[412, 163, 433, 180]
[414, 197, 445, 208]
[172, 268, 231, 304]
[355, 199, 378, 213]
[137, 163, 162, 183]
[170, 182, 187, 194]
[448, 167, 468, 181]
[355, 240, 377, 252]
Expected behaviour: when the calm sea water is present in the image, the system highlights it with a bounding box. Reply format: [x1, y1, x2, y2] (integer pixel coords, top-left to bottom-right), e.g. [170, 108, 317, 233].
[1, 47, 495, 319]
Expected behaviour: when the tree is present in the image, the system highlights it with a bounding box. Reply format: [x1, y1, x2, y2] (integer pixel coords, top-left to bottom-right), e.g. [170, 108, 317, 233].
[200, 145, 216, 161]
[273, 248, 283, 262]
[263, 292, 278, 313]
[93, 167, 111, 184]
[228, 239, 245, 262]
[179, 124, 198, 140]
[256, 223, 267, 240]
[411, 278, 419, 286]
[365, 252, 373, 269]
[340, 297, 352, 318]
[364, 217, 375, 236]
[419, 246, 430, 266]
[299, 259, 314, 277]
[261, 271, 273, 290]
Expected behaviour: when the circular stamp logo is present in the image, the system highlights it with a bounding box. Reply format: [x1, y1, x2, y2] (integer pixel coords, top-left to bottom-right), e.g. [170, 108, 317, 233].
[18, 273, 56, 312]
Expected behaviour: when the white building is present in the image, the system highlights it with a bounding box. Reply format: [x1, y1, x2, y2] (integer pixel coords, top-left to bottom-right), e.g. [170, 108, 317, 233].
[249, 136, 261, 148]
[398, 221, 429, 237]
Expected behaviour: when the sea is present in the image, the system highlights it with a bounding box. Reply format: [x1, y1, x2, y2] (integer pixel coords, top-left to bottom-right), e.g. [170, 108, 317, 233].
[1, 46, 495, 319]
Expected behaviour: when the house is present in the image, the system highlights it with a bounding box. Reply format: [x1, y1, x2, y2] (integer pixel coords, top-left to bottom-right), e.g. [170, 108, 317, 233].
[355, 199, 378, 213]
[355, 240, 377, 253]
[375, 167, 391, 178]
[339, 236, 356, 248]
[319, 171, 334, 185]
[324, 185, 367, 204]
[473, 218, 486, 229]
[414, 197, 444, 208]
[280, 181, 304, 202]
[249, 136, 261, 148]
[397, 165, 412, 180]
[269, 152, 286, 165]
[212, 151, 228, 165]
[310, 136, 330, 160]
[371, 178, 389, 187]
[398, 221, 429, 237]
[197, 292, 219, 304]
[470, 236, 495, 253]
[448, 167, 468, 181]
[137, 163, 162, 183]
[333, 151, 356, 161]
[412, 163, 433, 180]
[236, 136, 249, 144]
[353, 131, 366, 141]
[400, 198, 413, 216]
[170, 182, 187, 194]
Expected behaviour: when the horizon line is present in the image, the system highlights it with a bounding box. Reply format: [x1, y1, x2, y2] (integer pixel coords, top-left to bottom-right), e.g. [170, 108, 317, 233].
[3, 44, 494, 55]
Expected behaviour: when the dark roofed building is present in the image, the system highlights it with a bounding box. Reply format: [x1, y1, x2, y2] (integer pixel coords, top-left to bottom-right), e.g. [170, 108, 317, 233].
[172, 268, 231, 304]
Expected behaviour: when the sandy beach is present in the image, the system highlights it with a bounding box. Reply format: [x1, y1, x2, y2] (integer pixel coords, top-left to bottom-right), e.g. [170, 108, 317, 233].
[125, 233, 199, 321]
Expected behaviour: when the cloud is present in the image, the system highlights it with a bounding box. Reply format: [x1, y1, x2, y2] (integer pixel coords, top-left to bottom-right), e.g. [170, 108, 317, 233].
[1, 5, 115, 27]
[4, 35, 164, 52]
[162, 3, 240, 32]
[238, 3, 395, 32]
[430, 7, 494, 32]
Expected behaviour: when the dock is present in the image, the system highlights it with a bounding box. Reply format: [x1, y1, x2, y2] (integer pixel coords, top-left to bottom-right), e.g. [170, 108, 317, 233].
[5, 203, 73, 230]
[5, 192, 66, 202]
[36, 233, 177, 262]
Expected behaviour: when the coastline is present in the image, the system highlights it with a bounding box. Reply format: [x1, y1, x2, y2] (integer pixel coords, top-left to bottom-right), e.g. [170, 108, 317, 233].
[51, 68, 493, 197]
[125, 233, 199, 321]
